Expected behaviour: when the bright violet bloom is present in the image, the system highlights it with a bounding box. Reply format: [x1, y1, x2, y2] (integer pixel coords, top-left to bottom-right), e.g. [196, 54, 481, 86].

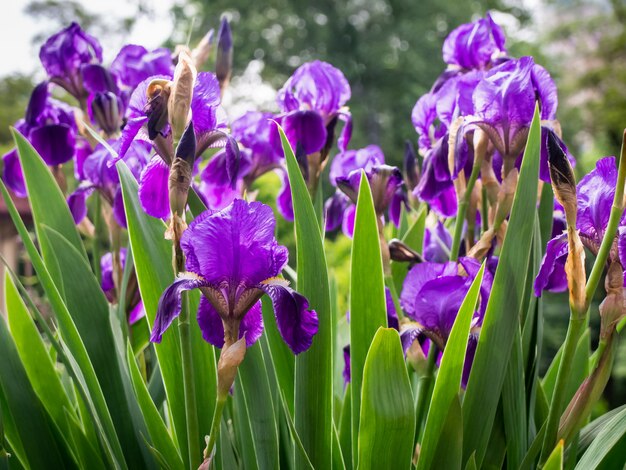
[151, 199, 319, 354]
[110, 45, 173, 90]
[400, 257, 493, 383]
[472, 56, 558, 163]
[535, 156, 626, 295]
[413, 138, 458, 217]
[39, 22, 103, 101]
[68, 140, 151, 227]
[2, 82, 78, 197]
[100, 249, 145, 324]
[329, 145, 385, 186]
[117, 71, 237, 218]
[276, 60, 351, 155]
[442, 13, 506, 70]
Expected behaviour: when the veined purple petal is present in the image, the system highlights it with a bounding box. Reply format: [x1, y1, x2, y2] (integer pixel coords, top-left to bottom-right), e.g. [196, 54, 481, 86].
[399, 325, 423, 355]
[531, 63, 558, 120]
[138, 156, 170, 219]
[324, 191, 350, 232]
[197, 296, 264, 348]
[337, 110, 352, 152]
[115, 116, 148, 163]
[424, 221, 453, 263]
[25, 82, 50, 126]
[191, 72, 221, 135]
[151, 274, 207, 343]
[414, 139, 457, 217]
[412, 92, 440, 153]
[82, 64, 118, 95]
[180, 199, 289, 287]
[259, 279, 319, 354]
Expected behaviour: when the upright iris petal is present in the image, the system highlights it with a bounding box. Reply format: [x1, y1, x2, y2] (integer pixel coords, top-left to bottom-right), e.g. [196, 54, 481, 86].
[110, 45, 174, 89]
[39, 22, 103, 100]
[442, 13, 506, 70]
[151, 199, 318, 354]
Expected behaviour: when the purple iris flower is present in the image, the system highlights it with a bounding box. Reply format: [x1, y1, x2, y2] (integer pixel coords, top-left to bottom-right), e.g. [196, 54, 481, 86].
[151, 199, 319, 354]
[413, 137, 458, 217]
[100, 249, 146, 324]
[68, 140, 151, 227]
[329, 145, 385, 186]
[535, 156, 626, 295]
[343, 288, 399, 383]
[115, 71, 237, 218]
[196, 148, 247, 212]
[442, 13, 506, 71]
[276, 60, 352, 156]
[110, 45, 174, 90]
[472, 56, 557, 164]
[400, 256, 493, 383]
[2, 82, 78, 197]
[423, 221, 453, 263]
[39, 22, 103, 102]
[81, 64, 125, 136]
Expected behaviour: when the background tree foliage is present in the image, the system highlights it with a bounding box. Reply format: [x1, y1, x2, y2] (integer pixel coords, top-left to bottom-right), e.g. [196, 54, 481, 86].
[170, 0, 519, 162]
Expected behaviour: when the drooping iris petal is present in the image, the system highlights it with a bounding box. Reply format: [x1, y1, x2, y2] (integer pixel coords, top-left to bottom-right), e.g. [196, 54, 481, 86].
[67, 185, 94, 224]
[414, 138, 457, 217]
[324, 191, 350, 232]
[191, 72, 221, 135]
[259, 280, 319, 354]
[534, 233, 569, 296]
[129, 300, 146, 324]
[342, 204, 356, 238]
[281, 110, 327, 156]
[2, 150, 26, 197]
[138, 156, 170, 219]
[151, 274, 207, 343]
[412, 92, 443, 153]
[385, 288, 399, 330]
[197, 297, 264, 348]
[180, 199, 288, 287]
[29, 124, 76, 165]
[112, 188, 127, 228]
[531, 64, 558, 120]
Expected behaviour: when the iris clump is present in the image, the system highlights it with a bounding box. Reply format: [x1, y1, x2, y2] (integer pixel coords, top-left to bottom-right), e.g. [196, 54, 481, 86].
[1, 10, 625, 470]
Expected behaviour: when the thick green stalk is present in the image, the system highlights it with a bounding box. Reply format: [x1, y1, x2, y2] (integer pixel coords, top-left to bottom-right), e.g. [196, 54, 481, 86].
[204, 395, 227, 461]
[450, 162, 481, 261]
[539, 315, 585, 464]
[179, 294, 200, 468]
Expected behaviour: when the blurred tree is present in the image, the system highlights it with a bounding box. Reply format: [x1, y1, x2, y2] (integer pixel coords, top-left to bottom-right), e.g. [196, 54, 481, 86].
[170, 0, 520, 164]
[542, 0, 626, 170]
[0, 74, 34, 153]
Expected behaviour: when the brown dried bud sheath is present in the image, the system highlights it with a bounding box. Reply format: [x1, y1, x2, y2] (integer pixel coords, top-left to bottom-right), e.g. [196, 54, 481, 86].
[168, 51, 197, 141]
[547, 128, 577, 226]
[217, 337, 246, 398]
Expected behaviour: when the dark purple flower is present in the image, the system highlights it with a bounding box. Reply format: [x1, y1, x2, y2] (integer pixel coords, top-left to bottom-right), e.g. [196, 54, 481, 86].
[472, 56, 557, 161]
[39, 22, 103, 100]
[423, 221, 453, 263]
[400, 257, 492, 383]
[216, 17, 233, 89]
[324, 191, 351, 232]
[195, 148, 248, 213]
[276, 170, 295, 222]
[110, 45, 173, 89]
[535, 156, 626, 295]
[2, 82, 80, 196]
[82, 64, 125, 135]
[442, 13, 506, 70]
[151, 199, 318, 354]
[276, 60, 352, 155]
[100, 249, 146, 324]
[336, 165, 403, 216]
[329, 145, 385, 186]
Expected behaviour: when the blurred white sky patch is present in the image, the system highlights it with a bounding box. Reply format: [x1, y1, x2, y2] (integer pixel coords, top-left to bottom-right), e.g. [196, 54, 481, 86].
[221, 60, 279, 119]
[0, 0, 175, 78]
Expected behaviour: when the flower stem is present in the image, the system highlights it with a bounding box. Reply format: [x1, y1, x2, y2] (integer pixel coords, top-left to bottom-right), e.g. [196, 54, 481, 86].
[179, 293, 200, 468]
[450, 162, 481, 261]
[539, 315, 585, 465]
[204, 394, 227, 462]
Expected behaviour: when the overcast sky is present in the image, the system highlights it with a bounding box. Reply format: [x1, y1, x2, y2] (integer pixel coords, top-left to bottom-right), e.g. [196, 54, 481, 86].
[1, 0, 175, 78]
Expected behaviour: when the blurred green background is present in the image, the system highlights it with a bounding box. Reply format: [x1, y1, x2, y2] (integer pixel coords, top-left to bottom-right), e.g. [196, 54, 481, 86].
[2, 0, 625, 407]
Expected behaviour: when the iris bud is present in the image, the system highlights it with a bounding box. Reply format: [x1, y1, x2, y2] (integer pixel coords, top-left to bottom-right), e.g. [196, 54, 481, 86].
[91, 91, 122, 136]
[216, 17, 233, 92]
[389, 239, 424, 264]
[145, 79, 171, 140]
[168, 51, 197, 141]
